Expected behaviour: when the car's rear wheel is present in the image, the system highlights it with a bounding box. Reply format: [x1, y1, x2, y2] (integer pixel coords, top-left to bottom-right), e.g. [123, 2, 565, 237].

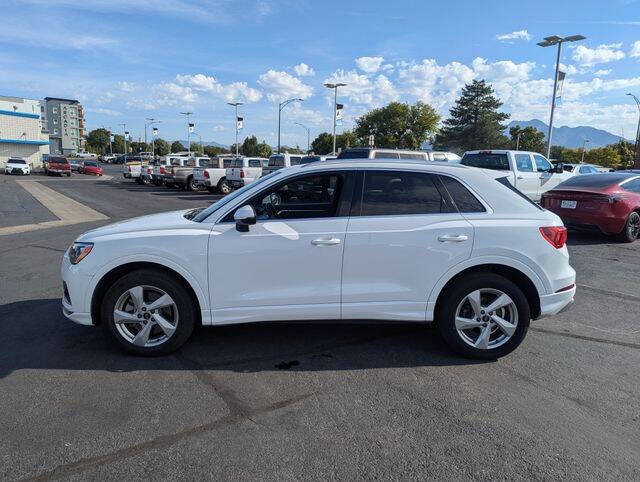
[217, 177, 232, 194]
[436, 273, 530, 359]
[101, 269, 195, 356]
[618, 211, 640, 243]
[187, 176, 198, 191]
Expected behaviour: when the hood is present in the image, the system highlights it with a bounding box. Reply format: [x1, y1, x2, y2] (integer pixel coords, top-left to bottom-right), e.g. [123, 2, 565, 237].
[77, 209, 202, 241]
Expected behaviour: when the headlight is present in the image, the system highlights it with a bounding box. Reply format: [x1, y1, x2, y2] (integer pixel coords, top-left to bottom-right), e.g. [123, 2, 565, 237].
[69, 242, 93, 264]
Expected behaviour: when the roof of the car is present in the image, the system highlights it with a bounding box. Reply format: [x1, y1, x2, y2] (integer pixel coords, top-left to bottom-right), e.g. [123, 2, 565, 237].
[464, 150, 540, 155]
[295, 158, 470, 172]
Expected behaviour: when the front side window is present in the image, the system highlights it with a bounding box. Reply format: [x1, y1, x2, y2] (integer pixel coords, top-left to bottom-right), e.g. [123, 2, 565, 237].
[361, 171, 449, 216]
[514, 154, 533, 172]
[237, 172, 345, 221]
[534, 155, 553, 172]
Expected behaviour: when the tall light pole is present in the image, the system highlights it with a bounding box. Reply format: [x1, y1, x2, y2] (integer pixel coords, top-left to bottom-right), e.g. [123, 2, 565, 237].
[120, 123, 127, 155]
[193, 132, 203, 155]
[324, 83, 347, 155]
[627, 93, 640, 168]
[227, 102, 243, 158]
[537, 34, 586, 158]
[295, 122, 310, 153]
[180, 112, 193, 153]
[580, 139, 589, 163]
[145, 118, 160, 156]
[516, 132, 522, 151]
[278, 98, 303, 153]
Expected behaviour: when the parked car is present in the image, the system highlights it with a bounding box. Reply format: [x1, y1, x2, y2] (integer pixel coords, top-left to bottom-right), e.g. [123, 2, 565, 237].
[122, 156, 147, 183]
[69, 159, 82, 172]
[559, 163, 601, 175]
[61, 160, 575, 359]
[193, 156, 235, 193]
[100, 155, 116, 163]
[226, 157, 268, 188]
[151, 156, 179, 186]
[79, 160, 103, 176]
[140, 165, 154, 185]
[76, 152, 97, 159]
[4, 158, 31, 175]
[337, 148, 428, 160]
[162, 157, 189, 188]
[300, 155, 333, 164]
[168, 156, 211, 191]
[461, 150, 571, 202]
[262, 153, 305, 176]
[425, 151, 462, 163]
[45, 156, 71, 176]
[540, 173, 640, 242]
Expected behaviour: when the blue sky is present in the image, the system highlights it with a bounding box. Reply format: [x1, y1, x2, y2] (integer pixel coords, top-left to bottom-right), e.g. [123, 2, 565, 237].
[2, 0, 640, 147]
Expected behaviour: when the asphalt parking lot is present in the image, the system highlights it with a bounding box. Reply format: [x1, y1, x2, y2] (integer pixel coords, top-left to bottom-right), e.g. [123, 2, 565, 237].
[1, 165, 639, 480]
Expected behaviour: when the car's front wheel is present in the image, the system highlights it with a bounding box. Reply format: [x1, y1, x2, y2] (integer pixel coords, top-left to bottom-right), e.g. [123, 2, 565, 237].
[101, 269, 195, 356]
[436, 273, 530, 359]
[217, 177, 232, 195]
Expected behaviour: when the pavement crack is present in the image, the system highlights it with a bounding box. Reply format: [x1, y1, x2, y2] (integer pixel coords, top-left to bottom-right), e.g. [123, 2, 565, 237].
[577, 284, 640, 303]
[530, 327, 640, 350]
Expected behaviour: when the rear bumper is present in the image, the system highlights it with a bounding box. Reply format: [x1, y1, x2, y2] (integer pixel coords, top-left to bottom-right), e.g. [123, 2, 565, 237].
[539, 284, 576, 317]
[547, 207, 626, 235]
[229, 179, 246, 188]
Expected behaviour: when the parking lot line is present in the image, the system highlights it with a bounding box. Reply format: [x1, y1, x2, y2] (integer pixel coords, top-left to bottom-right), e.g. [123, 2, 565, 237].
[0, 180, 108, 236]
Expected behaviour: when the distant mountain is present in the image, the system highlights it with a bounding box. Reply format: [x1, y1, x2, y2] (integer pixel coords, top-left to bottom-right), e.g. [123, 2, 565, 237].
[176, 140, 229, 149]
[506, 119, 627, 149]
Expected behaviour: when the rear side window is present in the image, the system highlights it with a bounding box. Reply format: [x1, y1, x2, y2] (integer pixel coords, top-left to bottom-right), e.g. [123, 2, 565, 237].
[461, 153, 510, 170]
[514, 154, 533, 172]
[361, 171, 450, 216]
[439, 175, 486, 213]
[621, 178, 640, 193]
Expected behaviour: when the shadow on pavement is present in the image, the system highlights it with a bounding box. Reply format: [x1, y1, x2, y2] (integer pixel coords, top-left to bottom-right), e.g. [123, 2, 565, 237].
[0, 298, 485, 379]
[567, 230, 621, 246]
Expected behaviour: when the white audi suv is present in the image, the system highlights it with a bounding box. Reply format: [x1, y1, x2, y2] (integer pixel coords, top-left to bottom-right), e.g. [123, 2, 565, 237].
[61, 160, 576, 359]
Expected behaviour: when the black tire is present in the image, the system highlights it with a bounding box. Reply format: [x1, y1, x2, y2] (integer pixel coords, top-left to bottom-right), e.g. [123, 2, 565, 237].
[101, 269, 196, 356]
[436, 273, 530, 360]
[617, 211, 640, 243]
[187, 176, 199, 192]
[217, 177, 232, 195]
[67, 172, 71, 177]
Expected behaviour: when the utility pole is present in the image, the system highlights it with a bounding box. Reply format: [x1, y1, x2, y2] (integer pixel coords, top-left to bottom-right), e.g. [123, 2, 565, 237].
[145, 118, 160, 157]
[537, 34, 586, 158]
[323, 83, 347, 155]
[580, 139, 589, 163]
[106, 126, 113, 155]
[295, 122, 310, 153]
[120, 123, 127, 155]
[180, 112, 193, 153]
[277, 98, 303, 153]
[227, 102, 243, 158]
[627, 93, 640, 168]
[516, 132, 522, 151]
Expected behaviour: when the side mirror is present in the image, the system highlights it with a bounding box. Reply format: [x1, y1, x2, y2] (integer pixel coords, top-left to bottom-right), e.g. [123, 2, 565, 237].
[554, 163, 564, 174]
[234, 205, 256, 232]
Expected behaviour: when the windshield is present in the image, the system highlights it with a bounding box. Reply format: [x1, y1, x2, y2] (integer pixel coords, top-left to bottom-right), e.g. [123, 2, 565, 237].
[9, 159, 26, 164]
[461, 153, 510, 170]
[84, 161, 98, 167]
[192, 170, 282, 222]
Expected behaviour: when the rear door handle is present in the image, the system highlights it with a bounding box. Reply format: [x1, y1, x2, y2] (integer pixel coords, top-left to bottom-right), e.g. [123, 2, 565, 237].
[438, 234, 468, 243]
[311, 237, 341, 246]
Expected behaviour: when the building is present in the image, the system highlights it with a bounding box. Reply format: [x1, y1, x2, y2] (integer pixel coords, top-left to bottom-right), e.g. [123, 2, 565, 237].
[0, 95, 50, 170]
[42, 97, 85, 156]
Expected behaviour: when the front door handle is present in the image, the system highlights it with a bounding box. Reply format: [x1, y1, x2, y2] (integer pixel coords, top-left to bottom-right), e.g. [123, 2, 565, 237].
[311, 237, 341, 246]
[517, 176, 524, 180]
[438, 234, 469, 243]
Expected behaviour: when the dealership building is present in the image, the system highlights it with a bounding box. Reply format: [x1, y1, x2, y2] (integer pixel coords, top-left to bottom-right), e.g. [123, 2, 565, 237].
[42, 97, 85, 156]
[0, 95, 50, 170]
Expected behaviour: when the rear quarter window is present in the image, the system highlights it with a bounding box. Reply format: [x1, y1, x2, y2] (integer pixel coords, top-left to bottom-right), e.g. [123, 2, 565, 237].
[439, 175, 486, 213]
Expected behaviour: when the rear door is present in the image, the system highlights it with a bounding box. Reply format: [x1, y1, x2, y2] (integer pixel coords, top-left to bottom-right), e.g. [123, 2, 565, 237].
[341, 169, 473, 321]
[513, 153, 539, 200]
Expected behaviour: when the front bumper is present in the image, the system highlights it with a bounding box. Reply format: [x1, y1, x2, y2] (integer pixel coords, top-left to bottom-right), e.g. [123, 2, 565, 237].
[61, 253, 95, 326]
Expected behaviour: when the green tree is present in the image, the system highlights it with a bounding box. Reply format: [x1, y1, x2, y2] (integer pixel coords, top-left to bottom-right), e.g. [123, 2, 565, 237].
[612, 140, 635, 169]
[256, 140, 272, 158]
[241, 136, 259, 156]
[112, 134, 125, 154]
[550, 145, 580, 163]
[311, 132, 334, 155]
[509, 126, 546, 154]
[434, 79, 509, 153]
[190, 142, 203, 155]
[203, 145, 229, 157]
[354, 101, 439, 149]
[86, 128, 111, 154]
[171, 141, 185, 153]
[153, 138, 170, 156]
[337, 130, 358, 151]
[584, 145, 621, 168]
[129, 141, 150, 153]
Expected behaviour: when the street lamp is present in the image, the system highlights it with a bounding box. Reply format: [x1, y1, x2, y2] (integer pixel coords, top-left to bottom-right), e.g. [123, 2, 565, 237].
[294, 122, 311, 153]
[626, 93, 640, 168]
[580, 139, 589, 163]
[278, 98, 303, 153]
[145, 118, 161, 156]
[193, 132, 203, 155]
[324, 82, 347, 155]
[537, 34, 586, 158]
[227, 102, 243, 158]
[120, 123, 127, 155]
[180, 112, 193, 153]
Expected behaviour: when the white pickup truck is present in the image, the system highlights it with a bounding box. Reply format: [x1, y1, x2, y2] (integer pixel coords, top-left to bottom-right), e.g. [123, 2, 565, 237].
[193, 156, 235, 194]
[226, 157, 268, 188]
[460, 150, 571, 202]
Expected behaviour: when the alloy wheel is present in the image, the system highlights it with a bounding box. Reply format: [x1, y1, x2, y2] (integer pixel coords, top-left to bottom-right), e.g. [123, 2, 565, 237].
[628, 213, 640, 239]
[454, 288, 518, 350]
[113, 285, 179, 347]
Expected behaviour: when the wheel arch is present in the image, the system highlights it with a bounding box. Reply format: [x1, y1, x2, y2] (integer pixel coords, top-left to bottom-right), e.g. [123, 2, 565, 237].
[430, 262, 542, 322]
[90, 261, 203, 326]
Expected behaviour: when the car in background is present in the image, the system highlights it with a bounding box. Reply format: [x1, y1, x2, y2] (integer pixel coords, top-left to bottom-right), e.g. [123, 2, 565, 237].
[193, 156, 235, 193]
[461, 150, 571, 202]
[226, 157, 268, 188]
[61, 160, 576, 359]
[162, 157, 189, 188]
[140, 165, 154, 185]
[540, 173, 640, 242]
[337, 148, 428, 161]
[4, 158, 31, 175]
[560, 163, 601, 175]
[122, 156, 147, 183]
[300, 155, 335, 164]
[76, 152, 97, 159]
[45, 156, 71, 176]
[79, 160, 103, 176]
[262, 153, 305, 176]
[100, 155, 116, 163]
[425, 151, 462, 163]
[169, 156, 211, 191]
[69, 159, 82, 172]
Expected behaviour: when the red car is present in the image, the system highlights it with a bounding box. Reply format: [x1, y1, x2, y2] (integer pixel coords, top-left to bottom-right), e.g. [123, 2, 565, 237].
[80, 160, 103, 176]
[540, 173, 640, 242]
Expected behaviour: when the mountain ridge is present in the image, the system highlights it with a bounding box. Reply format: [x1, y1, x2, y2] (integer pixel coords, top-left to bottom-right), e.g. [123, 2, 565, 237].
[506, 119, 628, 149]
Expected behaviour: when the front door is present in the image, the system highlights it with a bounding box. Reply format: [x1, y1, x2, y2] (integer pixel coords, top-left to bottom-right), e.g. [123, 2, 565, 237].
[341, 170, 473, 321]
[513, 153, 539, 200]
[209, 170, 353, 324]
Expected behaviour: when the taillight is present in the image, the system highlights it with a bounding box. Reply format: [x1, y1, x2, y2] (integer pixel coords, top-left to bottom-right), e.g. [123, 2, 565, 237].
[240, 169, 245, 178]
[204, 170, 209, 179]
[160, 166, 165, 174]
[539, 226, 567, 249]
[128, 166, 131, 172]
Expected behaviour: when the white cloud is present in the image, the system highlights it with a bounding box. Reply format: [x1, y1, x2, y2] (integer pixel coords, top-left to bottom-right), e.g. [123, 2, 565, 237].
[258, 70, 313, 102]
[153, 82, 198, 105]
[85, 107, 121, 116]
[213, 125, 226, 131]
[355, 56, 384, 73]
[293, 63, 315, 77]
[322, 70, 399, 109]
[175, 74, 262, 102]
[559, 63, 579, 75]
[495, 30, 532, 42]
[630, 40, 640, 58]
[572, 43, 625, 66]
[594, 69, 612, 76]
[118, 81, 136, 92]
